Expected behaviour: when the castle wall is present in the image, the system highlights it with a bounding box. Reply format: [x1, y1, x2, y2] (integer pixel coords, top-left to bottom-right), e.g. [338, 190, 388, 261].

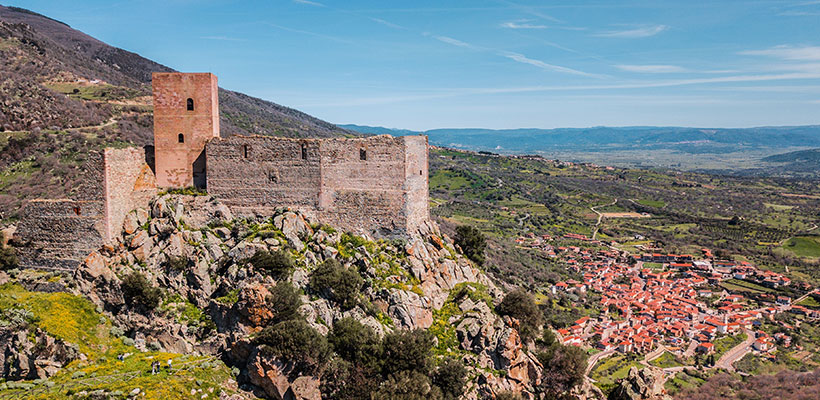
[206, 135, 429, 237]
[152, 72, 219, 188]
[15, 147, 156, 270]
[206, 136, 322, 216]
[103, 147, 158, 241]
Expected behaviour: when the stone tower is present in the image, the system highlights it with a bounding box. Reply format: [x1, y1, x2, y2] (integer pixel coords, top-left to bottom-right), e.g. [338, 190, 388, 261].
[152, 72, 220, 188]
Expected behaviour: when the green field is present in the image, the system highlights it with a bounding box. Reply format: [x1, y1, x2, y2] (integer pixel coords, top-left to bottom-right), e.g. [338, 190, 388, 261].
[648, 352, 684, 369]
[796, 295, 820, 309]
[590, 354, 643, 390]
[635, 199, 666, 208]
[720, 279, 775, 294]
[782, 236, 820, 258]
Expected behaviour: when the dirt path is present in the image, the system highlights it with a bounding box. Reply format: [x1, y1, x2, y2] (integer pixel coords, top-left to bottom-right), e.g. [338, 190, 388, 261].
[590, 199, 618, 240]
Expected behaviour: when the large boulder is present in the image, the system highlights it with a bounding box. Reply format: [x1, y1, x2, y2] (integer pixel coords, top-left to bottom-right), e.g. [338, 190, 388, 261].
[608, 367, 671, 400]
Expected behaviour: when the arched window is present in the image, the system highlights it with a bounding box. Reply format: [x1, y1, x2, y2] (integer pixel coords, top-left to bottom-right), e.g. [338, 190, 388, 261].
[178, 133, 184, 143]
[360, 148, 367, 161]
[243, 144, 250, 158]
[301, 144, 308, 160]
[187, 98, 194, 111]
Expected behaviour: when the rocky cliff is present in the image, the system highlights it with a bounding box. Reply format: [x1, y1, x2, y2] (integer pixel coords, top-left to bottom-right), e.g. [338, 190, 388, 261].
[5, 193, 552, 399]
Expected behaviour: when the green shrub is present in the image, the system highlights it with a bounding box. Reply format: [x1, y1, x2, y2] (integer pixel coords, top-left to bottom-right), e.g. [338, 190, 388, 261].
[166, 255, 189, 271]
[454, 225, 486, 265]
[329, 318, 382, 371]
[433, 357, 468, 400]
[373, 370, 438, 400]
[255, 319, 331, 375]
[247, 249, 294, 280]
[0, 232, 18, 271]
[496, 288, 543, 342]
[268, 281, 303, 323]
[381, 329, 435, 376]
[120, 272, 162, 310]
[309, 259, 363, 310]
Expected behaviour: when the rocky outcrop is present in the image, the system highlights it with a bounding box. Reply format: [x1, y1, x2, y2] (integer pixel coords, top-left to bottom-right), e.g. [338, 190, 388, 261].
[0, 328, 80, 380]
[247, 349, 320, 400]
[15, 194, 546, 398]
[608, 367, 671, 400]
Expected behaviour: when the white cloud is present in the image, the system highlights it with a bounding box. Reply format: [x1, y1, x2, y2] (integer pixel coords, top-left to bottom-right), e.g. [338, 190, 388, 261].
[500, 20, 547, 29]
[739, 45, 820, 61]
[615, 64, 687, 73]
[432, 35, 476, 49]
[503, 52, 604, 78]
[594, 25, 668, 38]
[293, 0, 324, 6]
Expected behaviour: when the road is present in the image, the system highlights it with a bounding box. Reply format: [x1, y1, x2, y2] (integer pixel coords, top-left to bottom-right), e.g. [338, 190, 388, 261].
[586, 349, 615, 375]
[714, 329, 756, 371]
[590, 199, 618, 240]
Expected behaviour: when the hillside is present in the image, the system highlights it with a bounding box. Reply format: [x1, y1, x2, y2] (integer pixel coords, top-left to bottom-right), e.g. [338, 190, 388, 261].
[0, 5, 353, 222]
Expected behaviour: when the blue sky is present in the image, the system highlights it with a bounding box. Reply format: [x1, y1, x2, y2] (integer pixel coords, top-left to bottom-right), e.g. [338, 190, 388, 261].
[8, 0, 820, 130]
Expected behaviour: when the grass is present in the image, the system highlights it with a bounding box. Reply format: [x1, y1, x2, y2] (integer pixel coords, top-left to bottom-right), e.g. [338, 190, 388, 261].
[590, 354, 643, 390]
[0, 284, 239, 399]
[782, 236, 820, 258]
[796, 295, 820, 309]
[45, 82, 145, 102]
[764, 203, 795, 211]
[643, 262, 664, 270]
[0, 283, 112, 357]
[648, 351, 684, 369]
[713, 332, 747, 359]
[635, 199, 666, 208]
[720, 279, 775, 294]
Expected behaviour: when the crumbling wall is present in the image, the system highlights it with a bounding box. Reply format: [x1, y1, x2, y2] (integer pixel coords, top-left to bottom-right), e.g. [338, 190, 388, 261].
[103, 147, 158, 240]
[206, 135, 429, 237]
[15, 147, 157, 270]
[402, 135, 430, 234]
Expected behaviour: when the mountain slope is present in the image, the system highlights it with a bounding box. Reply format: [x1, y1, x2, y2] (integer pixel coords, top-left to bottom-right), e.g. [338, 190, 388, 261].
[0, 5, 353, 222]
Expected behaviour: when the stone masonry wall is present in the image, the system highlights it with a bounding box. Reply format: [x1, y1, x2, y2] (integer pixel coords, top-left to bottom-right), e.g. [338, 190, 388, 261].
[206, 135, 429, 237]
[103, 147, 158, 241]
[15, 147, 157, 270]
[206, 135, 322, 215]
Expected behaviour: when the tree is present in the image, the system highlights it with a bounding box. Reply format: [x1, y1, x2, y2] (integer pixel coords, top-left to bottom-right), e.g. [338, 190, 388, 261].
[497, 288, 543, 341]
[454, 225, 486, 266]
[536, 344, 587, 399]
[268, 281, 302, 323]
[309, 259, 363, 310]
[247, 249, 294, 280]
[0, 232, 18, 271]
[381, 329, 435, 376]
[433, 357, 468, 400]
[120, 272, 162, 310]
[255, 319, 331, 375]
[328, 318, 382, 371]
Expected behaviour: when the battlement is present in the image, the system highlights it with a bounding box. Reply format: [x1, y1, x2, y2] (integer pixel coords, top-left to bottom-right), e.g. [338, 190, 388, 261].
[206, 134, 429, 237]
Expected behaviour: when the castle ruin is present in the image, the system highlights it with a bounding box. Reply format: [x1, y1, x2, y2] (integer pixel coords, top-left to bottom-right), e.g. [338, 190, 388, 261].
[14, 72, 429, 269]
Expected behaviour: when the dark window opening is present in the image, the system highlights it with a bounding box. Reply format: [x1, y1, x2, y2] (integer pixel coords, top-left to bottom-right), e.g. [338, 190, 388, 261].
[360, 149, 367, 161]
[420, 170, 423, 176]
[73, 206, 81, 216]
[301, 145, 308, 160]
[243, 144, 250, 158]
[187, 98, 194, 111]
[178, 133, 184, 143]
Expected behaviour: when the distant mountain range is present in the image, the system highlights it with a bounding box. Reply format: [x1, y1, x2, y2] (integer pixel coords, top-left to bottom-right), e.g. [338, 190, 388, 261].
[341, 124, 820, 154]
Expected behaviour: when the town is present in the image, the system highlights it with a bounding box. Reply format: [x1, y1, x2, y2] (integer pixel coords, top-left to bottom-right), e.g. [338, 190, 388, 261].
[515, 231, 820, 376]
